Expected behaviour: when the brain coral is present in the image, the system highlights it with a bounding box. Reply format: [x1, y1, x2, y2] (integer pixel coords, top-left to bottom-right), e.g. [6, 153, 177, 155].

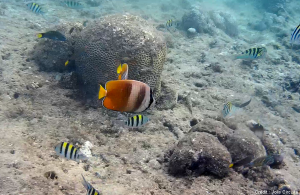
[74, 14, 167, 98]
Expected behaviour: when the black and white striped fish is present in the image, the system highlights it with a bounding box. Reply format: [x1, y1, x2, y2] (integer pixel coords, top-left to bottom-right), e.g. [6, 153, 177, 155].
[235, 47, 267, 60]
[166, 19, 173, 27]
[54, 142, 87, 162]
[26, 3, 44, 15]
[291, 24, 300, 45]
[221, 98, 251, 118]
[125, 115, 149, 127]
[166, 19, 178, 27]
[82, 174, 101, 195]
[222, 102, 237, 118]
[247, 154, 283, 168]
[60, 0, 84, 9]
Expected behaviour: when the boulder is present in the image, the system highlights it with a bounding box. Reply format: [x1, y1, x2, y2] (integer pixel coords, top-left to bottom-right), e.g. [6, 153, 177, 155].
[190, 118, 234, 143]
[224, 129, 266, 162]
[181, 8, 215, 35]
[168, 132, 231, 178]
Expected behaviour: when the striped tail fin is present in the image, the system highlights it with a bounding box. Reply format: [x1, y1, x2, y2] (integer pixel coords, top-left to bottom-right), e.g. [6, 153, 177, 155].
[81, 174, 90, 191]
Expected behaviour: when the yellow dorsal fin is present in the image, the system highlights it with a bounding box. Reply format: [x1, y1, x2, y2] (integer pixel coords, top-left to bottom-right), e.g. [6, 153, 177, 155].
[117, 64, 122, 74]
[117, 63, 129, 80]
[98, 85, 107, 100]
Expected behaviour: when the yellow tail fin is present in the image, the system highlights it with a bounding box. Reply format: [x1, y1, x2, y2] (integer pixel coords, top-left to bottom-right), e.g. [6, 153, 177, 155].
[99, 85, 107, 100]
[37, 33, 43, 38]
[65, 60, 69, 66]
[117, 64, 122, 74]
[229, 164, 234, 168]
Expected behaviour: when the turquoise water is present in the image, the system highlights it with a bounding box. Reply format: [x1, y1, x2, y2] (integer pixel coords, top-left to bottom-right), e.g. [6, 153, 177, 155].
[0, 0, 300, 194]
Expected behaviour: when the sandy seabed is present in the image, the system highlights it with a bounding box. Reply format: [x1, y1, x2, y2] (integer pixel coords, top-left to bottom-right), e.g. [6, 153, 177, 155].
[0, 0, 300, 194]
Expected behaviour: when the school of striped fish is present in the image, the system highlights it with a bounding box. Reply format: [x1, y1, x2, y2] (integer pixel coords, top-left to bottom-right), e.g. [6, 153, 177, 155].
[20, 1, 300, 192]
[23, 1, 104, 191]
[25, 0, 85, 21]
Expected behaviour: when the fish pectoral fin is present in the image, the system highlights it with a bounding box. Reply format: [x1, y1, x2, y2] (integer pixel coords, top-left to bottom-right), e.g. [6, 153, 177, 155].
[78, 152, 88, 160]
[37, 33, 43, 38]
[99, 85, 107, 100]
[229, 164, 234, 168]
[65, 60, 69, 66]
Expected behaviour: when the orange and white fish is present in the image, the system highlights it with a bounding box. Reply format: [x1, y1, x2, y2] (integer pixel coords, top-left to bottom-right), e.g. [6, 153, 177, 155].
[117, 63, 128, 80]
[98, 80, 155, 113]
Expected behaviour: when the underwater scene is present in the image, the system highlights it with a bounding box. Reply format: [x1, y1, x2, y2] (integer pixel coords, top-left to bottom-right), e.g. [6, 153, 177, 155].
[0, 0, 300, 194]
